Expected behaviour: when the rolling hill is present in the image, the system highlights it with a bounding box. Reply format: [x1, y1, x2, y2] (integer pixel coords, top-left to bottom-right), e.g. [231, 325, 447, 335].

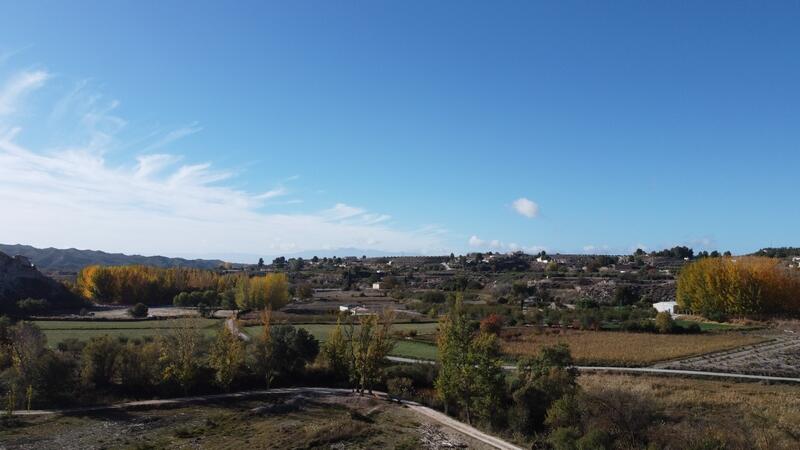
[0, 244, 225, 273]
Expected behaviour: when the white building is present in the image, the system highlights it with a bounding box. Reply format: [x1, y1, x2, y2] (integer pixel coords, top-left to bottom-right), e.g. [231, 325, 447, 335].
[653, 301, 679, 316]
[372, 282, 383, 290]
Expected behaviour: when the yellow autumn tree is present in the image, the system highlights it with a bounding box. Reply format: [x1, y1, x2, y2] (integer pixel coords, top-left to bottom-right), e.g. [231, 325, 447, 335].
[677, 256, 800, 317]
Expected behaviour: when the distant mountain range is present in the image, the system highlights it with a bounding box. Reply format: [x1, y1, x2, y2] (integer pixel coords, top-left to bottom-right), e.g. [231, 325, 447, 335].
[0, 244, 225, 273]
[170, 248, 420, 264]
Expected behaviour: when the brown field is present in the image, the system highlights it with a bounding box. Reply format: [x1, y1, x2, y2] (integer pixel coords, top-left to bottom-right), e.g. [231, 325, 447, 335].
[579, 374, 800, 449]
[501, 327, 766, 366]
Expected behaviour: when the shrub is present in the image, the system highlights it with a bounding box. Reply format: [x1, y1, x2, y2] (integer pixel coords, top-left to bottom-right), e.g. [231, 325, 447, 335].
[654, 312, 675, 334]
[128, 303, 148, 318]
[81, 336, 124, 387]
[421, 291, 447, 304]
[386, 377, 414, 401]
[479, 313, 504, 335]
[15, 298, 49, 315]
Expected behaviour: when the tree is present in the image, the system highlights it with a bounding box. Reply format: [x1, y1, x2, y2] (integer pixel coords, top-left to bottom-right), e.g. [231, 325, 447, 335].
[436, 295, 505, 425]
[613, 286, 638, 306]
[270, 325, 319, 379]
[323, 315, 350, 380]
[234, 274, 250, 310]
[296, 282, 314, 300]
[509, 344, 578, 436]
[80, 336, 123, 388]
[161, 318, 204, 394]
[5, 322, 47, 409]
[512, 281, 535, 313]
[348, 310, 395, 393]
[249, 308, 275, 387]
[677, 256, 800, 317]
[249, 273, 290, 310]
[257, 257, 264, 269]
[210, 321, 245, 391]
[113, 340, 162, 393]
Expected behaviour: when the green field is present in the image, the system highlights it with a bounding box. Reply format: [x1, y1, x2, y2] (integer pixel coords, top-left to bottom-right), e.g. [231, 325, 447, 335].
[672, 319, 749, 331]
[31, 319, 441, 360]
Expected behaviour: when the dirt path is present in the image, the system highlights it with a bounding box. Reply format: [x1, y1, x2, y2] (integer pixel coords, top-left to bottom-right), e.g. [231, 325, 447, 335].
[12, 387, 524, 450]
[226, 317, 251, 341]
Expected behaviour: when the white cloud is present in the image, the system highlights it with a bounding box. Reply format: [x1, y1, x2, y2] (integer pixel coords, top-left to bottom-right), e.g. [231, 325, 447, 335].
[583, 244, 611, 254]
[468, 235, 485, 247]
[468, 235, 546, 254]
[0, 70, 49, 116]
[0, 69, 446, 259]
[254, 187, 288, 201]
[135, 154, 181, 178]
[141, 123, 202, 153]
[512, 197, 540, 218]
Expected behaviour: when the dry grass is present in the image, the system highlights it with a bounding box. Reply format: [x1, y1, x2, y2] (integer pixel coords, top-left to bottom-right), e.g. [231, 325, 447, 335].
[501, 327, 766, 366]
[0, 394, 493, 450]
[579, 374, 800, 449]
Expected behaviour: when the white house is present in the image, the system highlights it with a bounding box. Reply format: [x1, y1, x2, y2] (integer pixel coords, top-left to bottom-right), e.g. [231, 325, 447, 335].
[653, 301, 679, 316]
[372, 282, 383, 290]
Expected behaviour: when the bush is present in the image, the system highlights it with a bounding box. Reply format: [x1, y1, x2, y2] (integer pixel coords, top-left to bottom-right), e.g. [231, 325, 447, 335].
[479, 313, 504, 335]
[386, 377, 414, 401]
[15, 298, 49, 315]
[81, 336, 124, 387]
[421, 291, 446, 304]
[575, 298, 599, 309]
[128, 303, 148, 318]
[654, 312, 675, 334]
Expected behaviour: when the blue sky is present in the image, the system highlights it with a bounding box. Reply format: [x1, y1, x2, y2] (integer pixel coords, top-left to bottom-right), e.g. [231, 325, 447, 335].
[1, 1, 798, 260]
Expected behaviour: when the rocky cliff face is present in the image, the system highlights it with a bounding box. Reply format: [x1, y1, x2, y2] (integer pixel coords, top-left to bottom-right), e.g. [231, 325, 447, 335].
[0, 251, 81, 313]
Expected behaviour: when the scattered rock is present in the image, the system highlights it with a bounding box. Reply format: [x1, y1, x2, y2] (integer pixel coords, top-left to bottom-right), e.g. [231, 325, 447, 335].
[419, 424, 467, 449]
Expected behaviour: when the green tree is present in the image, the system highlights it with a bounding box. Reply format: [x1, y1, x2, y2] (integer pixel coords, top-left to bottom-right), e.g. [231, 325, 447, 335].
[436, 295, 505, 425]
[210, 322, 245, 391]
[348, 310, 395, 394]
[80, 336, 123, 388]
[509, 344, 578, 436]
[322, 315, 350, 380]
[160, 319, 203, 394]
[248, 309, 275, 387]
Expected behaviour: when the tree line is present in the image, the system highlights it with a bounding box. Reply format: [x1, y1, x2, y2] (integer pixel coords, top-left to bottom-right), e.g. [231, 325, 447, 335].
[76, 265, 290, 310]
[677, 256, 800, 317]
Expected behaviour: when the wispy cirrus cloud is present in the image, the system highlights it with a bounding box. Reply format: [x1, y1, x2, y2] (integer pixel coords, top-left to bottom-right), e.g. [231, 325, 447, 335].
[0, 68, 447, 259]
[141, 123, 202, 153]
[0, 69, 49, 116]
